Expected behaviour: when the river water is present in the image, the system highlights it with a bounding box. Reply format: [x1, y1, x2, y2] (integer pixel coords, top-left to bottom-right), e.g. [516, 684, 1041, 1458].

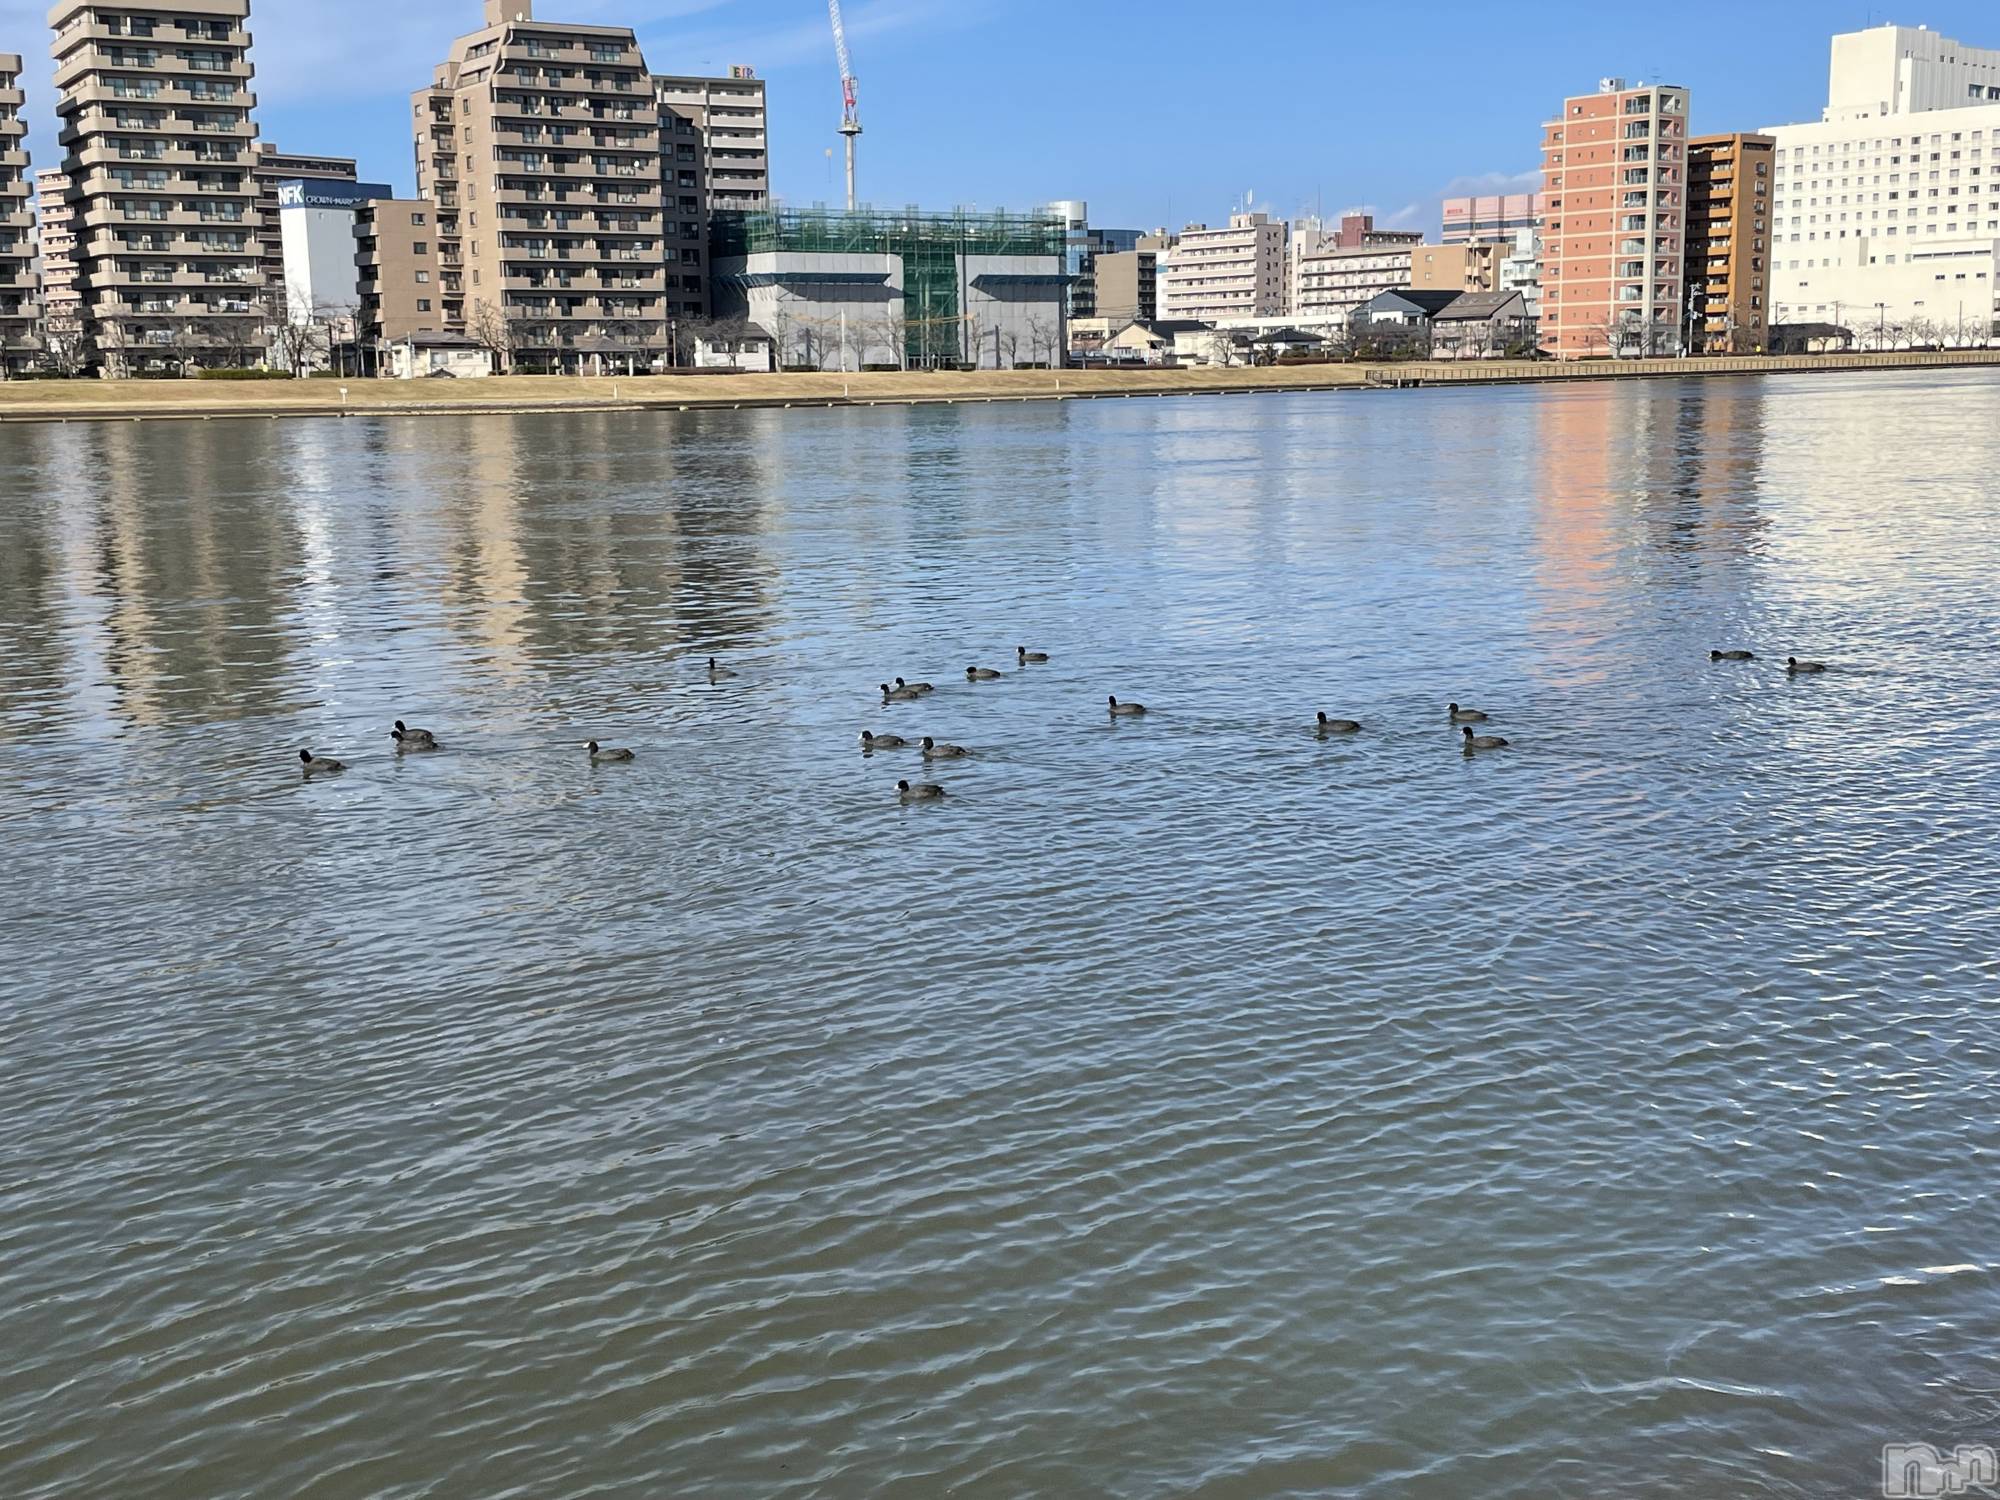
[3, 372, 1997, 1498]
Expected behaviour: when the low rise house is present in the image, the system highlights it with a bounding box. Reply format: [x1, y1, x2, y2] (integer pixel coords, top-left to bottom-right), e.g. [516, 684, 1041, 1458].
[385, 332, 493, 380]
[1066, 316, 1123, 359]
[1246, 326, 1328, 358]
[1767, 321, 1853, 355]
[1351, 289, 1462, 355]
[1430, 290, 1534, 358]
[693, 325, 776, 371]
[1171, 325, 1243, 366]
[1103, 319, 1207, 365]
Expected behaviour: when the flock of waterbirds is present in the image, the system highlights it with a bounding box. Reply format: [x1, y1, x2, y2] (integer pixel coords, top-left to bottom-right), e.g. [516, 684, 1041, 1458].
[292, 646, 1831, 795]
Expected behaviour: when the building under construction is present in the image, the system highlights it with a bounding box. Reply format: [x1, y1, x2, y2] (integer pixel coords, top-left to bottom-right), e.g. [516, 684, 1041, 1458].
[711, 207, 1067, 370]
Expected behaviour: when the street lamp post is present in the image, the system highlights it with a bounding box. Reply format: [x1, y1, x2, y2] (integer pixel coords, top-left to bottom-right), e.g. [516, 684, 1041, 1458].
[1876, 302, 1886, 350]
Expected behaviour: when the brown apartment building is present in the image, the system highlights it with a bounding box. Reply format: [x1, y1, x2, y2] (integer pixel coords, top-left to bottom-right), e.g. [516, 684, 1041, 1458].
[355, 197, 445, 344]
[1540, 78, 1690, 358]
[1684, 133, 1773, 354]
[414, 0, 670, 370]
[1409, 241, 1508, 295]
[50, 0, 265, 375]
[0, 53, 34, 370]
[1093, 247, 1158, 323]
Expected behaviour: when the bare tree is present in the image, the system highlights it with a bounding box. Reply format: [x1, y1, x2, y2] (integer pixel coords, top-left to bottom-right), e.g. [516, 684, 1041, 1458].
[765, 301, 796, 369]
[1588, 311, 1621, 359]
[1025, 314, 1060, 368]
[671, 313, 716, 368]
[468, 299, 520, 373]
[998, 326, 1020, 369]
[169, 320, 211, 377]
[214, 313, 263, 372]
[837, 309, 868, 372]
[95, 318, 131, 379]
[268, 294, 326, 378]
[316, 297, 360, 377]
[40, 303, 86, 377]
[798, 312, 843, 370]
[871, 305, 908, 369]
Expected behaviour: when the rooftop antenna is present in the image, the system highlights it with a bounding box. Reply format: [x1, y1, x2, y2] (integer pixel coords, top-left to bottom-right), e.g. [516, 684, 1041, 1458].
[829, 0, 861, 211]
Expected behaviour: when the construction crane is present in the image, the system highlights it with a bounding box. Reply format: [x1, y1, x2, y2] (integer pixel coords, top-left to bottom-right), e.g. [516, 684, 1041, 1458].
[828, 0, 861, 211]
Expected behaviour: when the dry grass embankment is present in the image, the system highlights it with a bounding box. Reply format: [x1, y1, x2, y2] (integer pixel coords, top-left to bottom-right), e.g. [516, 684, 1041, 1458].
[0, 364, 1367, 423]
[2, 349, 1996, 425]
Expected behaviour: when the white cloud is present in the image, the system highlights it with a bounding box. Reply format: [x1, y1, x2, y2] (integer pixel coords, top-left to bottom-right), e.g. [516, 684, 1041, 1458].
[1439, 168, 1543, 198]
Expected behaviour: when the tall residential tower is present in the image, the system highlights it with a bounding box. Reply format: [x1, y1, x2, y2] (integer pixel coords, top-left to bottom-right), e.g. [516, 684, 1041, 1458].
[415, 0, 669, 369]
[0, 53, 34, 369]
[49, 0, 264, 375]
[1540, 78, 1690, 358]
[1684, 133, 1773, 353]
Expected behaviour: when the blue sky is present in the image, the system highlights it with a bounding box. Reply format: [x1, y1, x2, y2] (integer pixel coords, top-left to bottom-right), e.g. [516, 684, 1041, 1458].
[7, 0, 2000, 235]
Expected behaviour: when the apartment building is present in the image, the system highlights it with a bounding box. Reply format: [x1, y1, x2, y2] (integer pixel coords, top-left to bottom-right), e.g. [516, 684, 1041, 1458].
[1767, 26, 2000, 342]
[1685, 133, 1773, 353]
[1048, 200, 1150, 318]
[1157, 211, 1286, 321]
[355, 197, 446, 344]
[49, 0, 264, 375]
[1332, 211, 1422, 249]
[650, 102, 706, 326]
[251, 143, 355, 305]
[1540, 78, 1690, 358]
[1409, 241, 1508, 294]
[0, 53, 33, 369]
[1093, 248, 1158, 323]
[1293, 243, 1414, 318]
[1499, 226, 1543, 321]
[653, 68, 767, 211]
[1441, 192, 1542, 244]
[415, 0, 670, 369]
[35, 170, 80, 319]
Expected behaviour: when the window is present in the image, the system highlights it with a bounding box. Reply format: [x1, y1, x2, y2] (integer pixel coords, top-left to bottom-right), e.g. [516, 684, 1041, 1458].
[417, 297, 432, 312]
[413, 241, 428, 255]
[416, 270, 430, 283]
[411, 212, 426, 225]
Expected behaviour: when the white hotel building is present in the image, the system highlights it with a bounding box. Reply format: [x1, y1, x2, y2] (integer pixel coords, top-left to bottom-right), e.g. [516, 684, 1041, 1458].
[1768, 24, 2000, 342]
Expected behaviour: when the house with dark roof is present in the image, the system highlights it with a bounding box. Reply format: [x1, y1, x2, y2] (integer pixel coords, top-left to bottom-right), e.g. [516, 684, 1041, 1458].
[1766, 321, 1853, 355]
[1245, 326, 1328, 355]
[1357, 289, 1463, 327]
[1430, 290, 1533, 358]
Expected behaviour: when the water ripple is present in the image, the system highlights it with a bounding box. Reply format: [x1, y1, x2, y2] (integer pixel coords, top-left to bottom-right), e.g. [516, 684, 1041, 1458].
[3, 374, 1999, 1497]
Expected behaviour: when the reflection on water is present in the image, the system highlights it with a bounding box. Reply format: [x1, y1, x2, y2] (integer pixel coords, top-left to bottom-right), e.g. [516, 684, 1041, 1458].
[3, 372, 1999, 1499]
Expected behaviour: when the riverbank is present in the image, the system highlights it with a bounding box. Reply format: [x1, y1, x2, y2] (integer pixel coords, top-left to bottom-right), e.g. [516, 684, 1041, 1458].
[2, 347, 1996, 425]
